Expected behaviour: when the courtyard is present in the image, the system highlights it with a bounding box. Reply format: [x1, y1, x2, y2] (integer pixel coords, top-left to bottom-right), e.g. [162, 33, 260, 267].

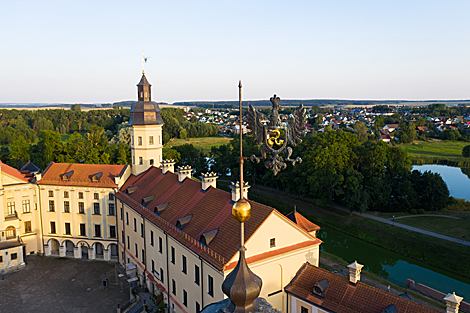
[0, 255, 129, 313]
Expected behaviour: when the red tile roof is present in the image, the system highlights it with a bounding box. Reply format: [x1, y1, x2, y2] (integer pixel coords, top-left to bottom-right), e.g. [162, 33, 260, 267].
[0, 160, 30, 183]
[116, 167, 321, 271]
[40, 162, 127, 188]
[285, 263, 441, 313]
[286, 211, 321, 233]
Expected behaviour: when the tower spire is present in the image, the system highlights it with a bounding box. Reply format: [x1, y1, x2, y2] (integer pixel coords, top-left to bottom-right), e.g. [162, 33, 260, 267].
[221, 81, 262, 313]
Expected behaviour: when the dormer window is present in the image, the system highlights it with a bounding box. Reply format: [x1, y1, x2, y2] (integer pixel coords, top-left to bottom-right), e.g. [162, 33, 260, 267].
[127, 186, 138, 194]
[142, 195, 155, 207]
[91, 172, 103, 183]
[200, 229, 219, 246]
[60, 170, 74, 182]
[176, 215, 193, 230]
[154, 202, 169, 216]
[312, 279, 329, 298]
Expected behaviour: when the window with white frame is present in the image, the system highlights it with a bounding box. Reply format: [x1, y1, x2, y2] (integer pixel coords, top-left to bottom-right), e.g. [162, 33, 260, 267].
[7, 202, 15, 215]
[22, 200, 31, 213]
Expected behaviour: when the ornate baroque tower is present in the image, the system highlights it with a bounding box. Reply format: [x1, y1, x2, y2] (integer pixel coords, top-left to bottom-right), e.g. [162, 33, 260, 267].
[128, 72, 164, 175]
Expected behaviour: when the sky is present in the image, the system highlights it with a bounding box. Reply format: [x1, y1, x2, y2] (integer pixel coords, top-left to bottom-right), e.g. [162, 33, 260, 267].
[1, 0, 470, 104]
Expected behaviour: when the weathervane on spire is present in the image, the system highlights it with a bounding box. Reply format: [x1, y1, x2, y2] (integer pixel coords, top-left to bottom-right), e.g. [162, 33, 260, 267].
[247, 95, 307, 175]
[142, 51, 150, 74]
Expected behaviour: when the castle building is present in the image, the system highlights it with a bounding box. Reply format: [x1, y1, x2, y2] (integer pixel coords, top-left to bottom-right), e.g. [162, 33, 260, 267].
[37, 162, 130, 260]
[115, 162, 322, 313]
[128, 72, 164, 176]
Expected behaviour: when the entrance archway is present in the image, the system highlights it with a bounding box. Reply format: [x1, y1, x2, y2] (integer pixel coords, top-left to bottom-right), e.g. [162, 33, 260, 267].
[64, 240, 74, 257]
[95, 243, 104, 259]
[50, 239, 60, 256]
[108, 243, 118, 261]
[81, 245, 89, 260]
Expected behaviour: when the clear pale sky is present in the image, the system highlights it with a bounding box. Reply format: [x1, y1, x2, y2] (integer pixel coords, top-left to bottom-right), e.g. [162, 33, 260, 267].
[1, 1, 469, 103]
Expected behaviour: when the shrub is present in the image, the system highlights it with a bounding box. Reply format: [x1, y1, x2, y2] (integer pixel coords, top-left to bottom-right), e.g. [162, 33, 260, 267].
[409, 209, 417, 215]
[417, 209, 425, 214]
[445, 197, 470, 211]
[463, 145, 470, 158]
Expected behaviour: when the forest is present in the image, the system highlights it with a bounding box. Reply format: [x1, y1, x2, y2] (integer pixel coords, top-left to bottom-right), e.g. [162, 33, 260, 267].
[0, 106, 219, 170]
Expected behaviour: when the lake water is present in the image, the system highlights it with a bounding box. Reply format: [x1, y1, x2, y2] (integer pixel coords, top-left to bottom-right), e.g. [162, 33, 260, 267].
[320, 226, 470, 299]
[413, 164, 470, 201]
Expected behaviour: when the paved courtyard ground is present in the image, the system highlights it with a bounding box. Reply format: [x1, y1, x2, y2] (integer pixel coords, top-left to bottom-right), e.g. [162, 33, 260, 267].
[0, 255, 129, 313]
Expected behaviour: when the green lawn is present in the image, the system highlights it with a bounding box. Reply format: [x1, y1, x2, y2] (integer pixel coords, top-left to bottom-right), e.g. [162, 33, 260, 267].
[164, 136, 232, 154]
[389, 212, 470, 240]
[399, 140, 470, 165]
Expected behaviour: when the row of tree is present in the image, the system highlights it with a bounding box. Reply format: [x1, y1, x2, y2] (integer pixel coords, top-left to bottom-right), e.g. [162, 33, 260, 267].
[208, 131, 450, 213]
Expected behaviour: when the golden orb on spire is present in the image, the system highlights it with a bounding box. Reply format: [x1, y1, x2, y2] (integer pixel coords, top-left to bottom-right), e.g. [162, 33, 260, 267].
[232, 198, 251, 223]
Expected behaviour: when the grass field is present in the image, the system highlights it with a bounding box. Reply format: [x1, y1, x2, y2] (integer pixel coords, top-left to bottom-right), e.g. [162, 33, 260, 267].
[399, 140, 470, 165]
[376, 211, 470, 240]
[164, 136, 232, 154]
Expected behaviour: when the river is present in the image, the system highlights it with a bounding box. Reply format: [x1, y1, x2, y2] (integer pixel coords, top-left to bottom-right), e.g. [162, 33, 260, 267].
[319, 226, 470, 299]
[413, 164, 470, 201]
[319, 163, 470, 299]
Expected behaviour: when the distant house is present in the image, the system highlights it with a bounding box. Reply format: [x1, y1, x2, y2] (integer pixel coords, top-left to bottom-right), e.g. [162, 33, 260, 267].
[383, 124, 399, 132]
[380, 134, 391, 143]
[416, 126, 429, 132]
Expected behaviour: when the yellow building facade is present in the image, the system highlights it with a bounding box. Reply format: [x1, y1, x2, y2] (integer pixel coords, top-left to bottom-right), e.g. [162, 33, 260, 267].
[37, 162, 130, 261]
[0, 161, 42, 272]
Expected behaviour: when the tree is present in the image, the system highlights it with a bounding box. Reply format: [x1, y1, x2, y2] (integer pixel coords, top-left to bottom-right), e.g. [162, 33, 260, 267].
[71, 104, 81, 111]
[353, 122, 368, 142]
[462, 145, 470, 157]
[9, 136, 31, 168]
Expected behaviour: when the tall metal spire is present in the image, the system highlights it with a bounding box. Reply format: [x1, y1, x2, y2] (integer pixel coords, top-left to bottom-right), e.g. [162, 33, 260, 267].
[221, 81, 262, 313]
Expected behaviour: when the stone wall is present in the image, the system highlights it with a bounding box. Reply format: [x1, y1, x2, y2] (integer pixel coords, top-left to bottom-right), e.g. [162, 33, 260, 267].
[406, 279, 469, 312]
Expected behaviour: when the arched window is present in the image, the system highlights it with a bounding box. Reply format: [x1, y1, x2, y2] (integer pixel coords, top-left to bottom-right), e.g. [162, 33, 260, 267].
[6, 226, 16, 240]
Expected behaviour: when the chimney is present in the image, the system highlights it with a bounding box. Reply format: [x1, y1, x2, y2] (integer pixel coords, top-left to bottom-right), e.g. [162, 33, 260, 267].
[177, 165, 192, 182]
[230, 181, 250, 202]
[200, 172, 218, 191]
[444, 292, 463, 313]
[161, 159, 176, 174]
[35, 173, 42, 182]
[347, 261, 364, 285]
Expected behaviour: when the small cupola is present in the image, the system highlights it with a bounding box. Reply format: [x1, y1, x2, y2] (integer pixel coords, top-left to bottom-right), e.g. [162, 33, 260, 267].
[137, 73, 151, 102]
[177, 165, 192, 182]
[312, 279, 329, 298]
[161, 159, 176, 174]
